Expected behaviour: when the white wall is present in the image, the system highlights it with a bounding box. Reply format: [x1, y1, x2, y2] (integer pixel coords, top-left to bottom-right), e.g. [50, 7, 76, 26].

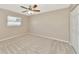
[29, 8, 70, 42]
[0, 8, 29, 40]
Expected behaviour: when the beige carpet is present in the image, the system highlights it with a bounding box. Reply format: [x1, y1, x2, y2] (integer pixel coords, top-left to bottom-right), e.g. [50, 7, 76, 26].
[0, 34, 75, 54]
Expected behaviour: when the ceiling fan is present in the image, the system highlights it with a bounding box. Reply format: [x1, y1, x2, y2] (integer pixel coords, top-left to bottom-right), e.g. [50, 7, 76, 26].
[20, 4, 40, 14]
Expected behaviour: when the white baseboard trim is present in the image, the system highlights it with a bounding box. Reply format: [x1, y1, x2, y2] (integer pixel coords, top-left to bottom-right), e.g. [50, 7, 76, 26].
[0, 32, 69, 44]
[0, 33, 28, 42]
[29, 33, 69, 44]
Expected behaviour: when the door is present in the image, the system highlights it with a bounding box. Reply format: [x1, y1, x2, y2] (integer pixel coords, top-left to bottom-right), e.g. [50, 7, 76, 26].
[70, 6, 79, 53]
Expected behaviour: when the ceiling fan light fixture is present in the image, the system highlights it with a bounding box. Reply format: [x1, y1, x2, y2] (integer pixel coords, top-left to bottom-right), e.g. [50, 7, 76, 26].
[20, 4, 40, 16]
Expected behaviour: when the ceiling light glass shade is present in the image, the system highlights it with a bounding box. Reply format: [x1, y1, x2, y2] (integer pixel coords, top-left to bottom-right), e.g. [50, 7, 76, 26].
[26, 11, 34, 16]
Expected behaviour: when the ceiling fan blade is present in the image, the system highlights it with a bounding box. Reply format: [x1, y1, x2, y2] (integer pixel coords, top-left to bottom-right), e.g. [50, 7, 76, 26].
[32, 10, 40, 12]
[20, 6, 27, 9]
[22, 10, 27, 13]
[33, 5, 38, 8]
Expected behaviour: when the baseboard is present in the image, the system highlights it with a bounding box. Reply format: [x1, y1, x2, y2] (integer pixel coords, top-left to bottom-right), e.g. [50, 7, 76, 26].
[0, 32, 69, 44]
[29, 33, 69, 44]
[0, 33, 28, 42]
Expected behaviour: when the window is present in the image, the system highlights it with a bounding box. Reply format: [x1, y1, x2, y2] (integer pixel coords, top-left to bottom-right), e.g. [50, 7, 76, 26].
[7, 16, 22, 26]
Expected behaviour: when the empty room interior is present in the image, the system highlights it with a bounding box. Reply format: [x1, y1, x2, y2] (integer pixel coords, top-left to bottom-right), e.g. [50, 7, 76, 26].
[0, 4, 78, 54]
